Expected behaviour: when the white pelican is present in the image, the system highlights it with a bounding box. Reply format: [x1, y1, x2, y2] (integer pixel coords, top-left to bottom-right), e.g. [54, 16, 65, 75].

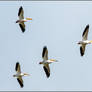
[78, 24, 92, 56]
[16, 6, 32, 33]
[39, 46, 58, 78]
[13, 62, 30, 88]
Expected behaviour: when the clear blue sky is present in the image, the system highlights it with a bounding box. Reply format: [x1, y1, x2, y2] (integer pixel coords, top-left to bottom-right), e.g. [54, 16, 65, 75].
[0, 1, 92, 91]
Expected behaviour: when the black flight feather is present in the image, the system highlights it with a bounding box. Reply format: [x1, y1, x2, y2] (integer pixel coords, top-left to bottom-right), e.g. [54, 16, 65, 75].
[82, 24, 89, 37]
[42, 46, 47, 58]
[43, 66, 50, 78]
[17, 78, 23, 88]
[18, 6, 23, 16]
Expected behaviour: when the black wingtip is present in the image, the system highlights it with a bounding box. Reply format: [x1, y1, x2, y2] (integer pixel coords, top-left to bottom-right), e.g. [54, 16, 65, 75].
[22, 30, 25, 33]
[16, 62, 19, 65]
[18, 6, 23, 16]
[81, 54, 84, 56]
[86, 24, 89, 28]
[16, 61, 19, 64]
[82, 24, 89, 37]
[43, 46, 47, 50]
[44, 46, 47, 48]
[85, 24, 89, 30]
[42, 46, 47, 57]
[20, 6, 23, 8]
[15, 62, 19, 71]
[19, 6, 23, 10]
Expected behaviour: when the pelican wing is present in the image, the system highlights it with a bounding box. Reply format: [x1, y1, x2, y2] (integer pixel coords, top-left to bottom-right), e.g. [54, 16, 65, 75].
[17, 77, 23, 88]
[42, 46, 48, 60]
[80, 45, 86, 56]
[15, 62, 21, 73]
[82, 25, 89, 41]
[18, 6, 24, 19]
[43, 64, 50, 78]
[19, 23, 25, 33]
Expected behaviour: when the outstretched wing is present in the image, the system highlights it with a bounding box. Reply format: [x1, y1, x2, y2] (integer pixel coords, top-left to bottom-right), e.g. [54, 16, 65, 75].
[43, 64, 50, 78]
[80, 45, 86, 56]
[42, 46, 48, 60]
[19, 23, 25, 33]
[17, 77, 23, 88]
[18, 6, 24, 19]
[82, 24, 89, 41]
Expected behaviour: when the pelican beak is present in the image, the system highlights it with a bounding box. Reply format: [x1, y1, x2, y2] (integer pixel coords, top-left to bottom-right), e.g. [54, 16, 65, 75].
[39, 62, 43, 64]
[50, 59, 58, 62]
[90, 40, 92, 43]
[26, 18, 32, 20]
[24, 73, 30, 76]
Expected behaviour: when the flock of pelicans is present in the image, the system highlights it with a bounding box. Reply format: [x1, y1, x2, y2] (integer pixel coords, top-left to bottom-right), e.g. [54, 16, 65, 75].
[13, 6, 92, 88]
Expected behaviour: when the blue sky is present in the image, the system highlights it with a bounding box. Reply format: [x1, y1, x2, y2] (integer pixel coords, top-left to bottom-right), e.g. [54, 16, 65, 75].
[0, 1, 92, 91]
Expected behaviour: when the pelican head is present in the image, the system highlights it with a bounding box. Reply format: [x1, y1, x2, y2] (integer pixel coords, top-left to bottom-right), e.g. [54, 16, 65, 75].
[77, 42, 80, 44]
[26, 18, 32, 20]
[39, 62, 43, 64]
[23, 73, 30, 76]
[13, 74, 16, 77]
[77, 41, 82, 44]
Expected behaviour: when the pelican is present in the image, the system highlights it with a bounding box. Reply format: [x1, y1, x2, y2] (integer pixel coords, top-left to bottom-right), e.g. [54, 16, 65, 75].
[13, 62, 30, 88]
[16, 6, 32, 33]
[39, 46, 58, 78]
[78, 24, 92, 56]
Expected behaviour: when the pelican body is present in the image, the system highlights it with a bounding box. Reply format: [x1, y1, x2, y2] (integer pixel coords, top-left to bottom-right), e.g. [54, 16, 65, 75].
[16, 6, 32, 33]
[13, 72, 29, 77]
[78, 40, 92, 45]
[39, 59, 57, 65]
[16, 19, 27, 23]
[77, 24, 92, 56]
[39, 46, 57, 78]
[13, 62, 29, 88]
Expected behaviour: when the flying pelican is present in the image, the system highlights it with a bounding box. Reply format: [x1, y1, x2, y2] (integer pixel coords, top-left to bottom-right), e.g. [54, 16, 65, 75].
[13, 62, 30, 88]
[39, 46, 58, 78]
[16, 6, 32, 33]
[78, 24, 92, 56]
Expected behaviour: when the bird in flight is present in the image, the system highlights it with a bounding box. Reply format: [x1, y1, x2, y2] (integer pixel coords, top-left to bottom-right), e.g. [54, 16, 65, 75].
[16, 6, 32, 33]
[13, 62, 30, 88]
[77, 24, 92, 56]
[39, 46, 58, 78]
